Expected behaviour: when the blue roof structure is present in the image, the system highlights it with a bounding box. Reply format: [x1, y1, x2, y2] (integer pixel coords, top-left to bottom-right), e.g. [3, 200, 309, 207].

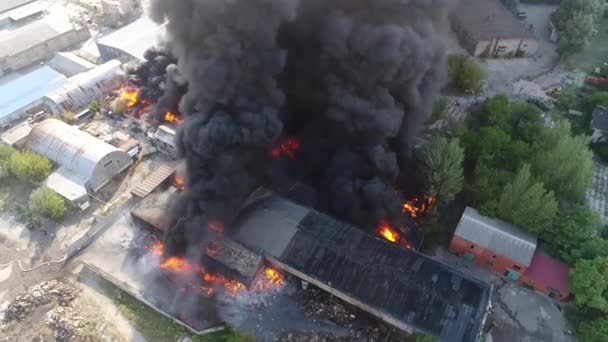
[0, 66, 67, 122]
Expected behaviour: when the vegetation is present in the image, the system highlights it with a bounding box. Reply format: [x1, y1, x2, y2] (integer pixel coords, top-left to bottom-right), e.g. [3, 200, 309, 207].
[61, 110, 77, 123]
[421, 136, 464, 205]
[29, 187, 67, 219]
[552, 0, 603, 55]
[570, 257, 608, 313]
[100, 277, 253, 342]
[0, 144, 16, 180]
[447, 54, 486, 94]
[407, 332, 437, 342]
[9, 151, 53, 183]
[88, 100, 101, 113]
[577, 317, 608, 342]
[427, 96, 448, 124]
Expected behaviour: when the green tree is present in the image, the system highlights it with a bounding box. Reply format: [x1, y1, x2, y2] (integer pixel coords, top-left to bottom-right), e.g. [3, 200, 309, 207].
[582, 91, 608, 114]
[553, 0, 603, 29]
[577, 317, 608, 342]
[542, 205, 600, 264]
[0, 144, 15, 180]
[570, 257, 608, 312]
[534, 121, 593, 202]
[9, 151, 53, 182]
[29, 187, 67, 219]
[89, 100, 101, 113]
[496, 164, 558, 234]
[427, 96, 448, 124]
[463, 126, 510, 164]
[421, 137, 464, 204]
[470, 162, 514, 216]
[578, 239, 608, 260]
[455, 58, 486, 94]
[558, 13, 595, 55]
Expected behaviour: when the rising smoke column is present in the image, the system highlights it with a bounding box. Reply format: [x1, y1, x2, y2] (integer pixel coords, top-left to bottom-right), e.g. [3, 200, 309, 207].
[149, 0, 450, 253]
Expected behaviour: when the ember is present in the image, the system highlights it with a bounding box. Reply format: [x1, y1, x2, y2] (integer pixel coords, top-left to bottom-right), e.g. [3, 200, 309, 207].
[146, 241, 285, 297]
[402, 196, 437, 218]
[174, 175, 185, 191]
[208, 220, 225, 233]
[164, 111, 183, 124]
[270, 137, 300, 159]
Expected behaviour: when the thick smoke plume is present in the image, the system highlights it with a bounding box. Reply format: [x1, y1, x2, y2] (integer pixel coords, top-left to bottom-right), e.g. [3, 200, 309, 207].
[148, 0, 449, 254]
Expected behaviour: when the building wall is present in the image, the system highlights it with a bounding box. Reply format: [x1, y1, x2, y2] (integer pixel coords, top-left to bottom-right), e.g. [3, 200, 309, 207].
[449, 236, 529, 277]
[473, 37, 538, 57]
[0, 98, 45, 126]
[519, 274, 570, 302]
[0, 27, 90, 76]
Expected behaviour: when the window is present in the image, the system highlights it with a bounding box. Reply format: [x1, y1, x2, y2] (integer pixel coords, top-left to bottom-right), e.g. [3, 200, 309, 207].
[104, 160, 113, 168]
[513, 265, 521, 271]
[469, 244, 475, 249]
[492, 255, 497, 259]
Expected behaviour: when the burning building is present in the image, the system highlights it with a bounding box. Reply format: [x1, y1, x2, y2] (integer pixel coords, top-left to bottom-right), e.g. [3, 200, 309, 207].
[121, 0, 492, 340]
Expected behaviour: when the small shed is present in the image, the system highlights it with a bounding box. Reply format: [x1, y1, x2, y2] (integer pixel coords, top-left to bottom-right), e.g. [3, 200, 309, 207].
[449, 207, 537, 279]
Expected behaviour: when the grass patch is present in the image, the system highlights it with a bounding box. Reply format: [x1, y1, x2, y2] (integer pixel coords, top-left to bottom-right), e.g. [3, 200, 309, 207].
[99, 277, 253, 342]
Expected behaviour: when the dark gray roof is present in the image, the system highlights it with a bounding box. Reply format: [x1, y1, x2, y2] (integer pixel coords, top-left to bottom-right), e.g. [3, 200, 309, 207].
[455, 207, 537, 266]
[592, 106, 608, 132]
[452, 0, 535, 42]
[229, 195, 492, 341]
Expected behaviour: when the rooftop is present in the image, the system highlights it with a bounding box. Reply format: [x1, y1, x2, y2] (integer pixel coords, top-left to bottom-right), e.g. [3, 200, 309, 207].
[454, 207, 537, 266]
[0, 66, 66, 119]
[592, 105, 608, 132]
[229, 194, 492, 341]
[96, 17, 166, 61]
[452, 0, 534, 42]
[0, 17, 74, 58]
[0, 0, 33, 14]
[523, 249, 570, 294]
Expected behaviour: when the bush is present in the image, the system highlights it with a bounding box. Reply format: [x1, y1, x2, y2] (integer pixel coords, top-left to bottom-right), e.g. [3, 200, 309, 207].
[88, 100, 101, 113]
[0, 144, 15, 180]
[447, 54, 486, 94]
[29, 187, 67, 219]
[427, 96, 448, 124]
[61, 110, 76, 123]
[9, 151, 53, 182]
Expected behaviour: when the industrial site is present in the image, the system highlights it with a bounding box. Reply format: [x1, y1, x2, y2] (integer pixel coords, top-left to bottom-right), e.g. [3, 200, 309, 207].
[2, 0, 608, 341]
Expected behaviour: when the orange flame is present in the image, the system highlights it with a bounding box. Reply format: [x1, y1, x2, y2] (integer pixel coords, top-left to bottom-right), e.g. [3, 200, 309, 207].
[164, 111, 184, 124]
[270, 137, 300, 159]
[402, 195, 437, 218]
[146, 241, 285, 298]
[174, 175, 185, 191]
[378, 220, 399, 242]
[208, 220, 224, 233]
[120, 88, 139, 107]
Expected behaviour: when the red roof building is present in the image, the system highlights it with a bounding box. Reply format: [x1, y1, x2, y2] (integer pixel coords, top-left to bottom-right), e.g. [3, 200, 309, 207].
[520, 249, 570, 301]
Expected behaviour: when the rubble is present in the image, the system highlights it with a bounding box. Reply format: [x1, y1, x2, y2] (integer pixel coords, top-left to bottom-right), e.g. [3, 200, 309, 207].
[297, 287, 356, 326]
[47, 306, 84, 342]
[3, 281, 80, 323]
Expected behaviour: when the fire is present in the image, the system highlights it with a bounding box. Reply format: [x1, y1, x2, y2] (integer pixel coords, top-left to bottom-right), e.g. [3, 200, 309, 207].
[174, 175, 185, 191]
[378, 220, 399, 242]
[146, 241, 285, 298]
[270, 137, 300, 159]
[164, 111, 184, 124]
[208, 220, 224, 233]
[376, 220, 413, 250]
[120, 88, 139, 107]
[402, 195, 437, 218]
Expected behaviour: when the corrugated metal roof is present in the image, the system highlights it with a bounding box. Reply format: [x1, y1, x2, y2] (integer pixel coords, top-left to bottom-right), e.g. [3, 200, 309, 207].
[96, 17, 166, 61]
[45, 166, 88, 202]
[131, 164, 175, 198]
[0, 0, 33, 14]
[0, 19, 72, 58]
[455, 207, 537, 266]
[0, 66, 66, 120]
[26, 119, 132, 191]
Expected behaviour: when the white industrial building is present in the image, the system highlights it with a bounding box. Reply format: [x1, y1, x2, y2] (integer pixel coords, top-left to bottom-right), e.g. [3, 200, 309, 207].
[43, 59, 124, 114]
[0, 66, 67, 127]
[0, 16, 90, 76]
[25, 119, 133, 208]
[96, 17, 166, 62]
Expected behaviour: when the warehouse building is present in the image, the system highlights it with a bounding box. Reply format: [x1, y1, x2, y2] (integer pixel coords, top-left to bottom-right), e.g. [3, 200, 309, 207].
[96, 17, 166, 63]
[0, 65, 67, 127]
[450, 207, 570, 301]
[25, 119, 133, 208]
[0, 18, 90, 76]
[43, 59, 124, 114]
[451, 0, 538, 57]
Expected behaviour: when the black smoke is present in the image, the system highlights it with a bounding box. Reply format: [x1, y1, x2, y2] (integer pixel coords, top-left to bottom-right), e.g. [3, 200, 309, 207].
[148, 0, 449, 255]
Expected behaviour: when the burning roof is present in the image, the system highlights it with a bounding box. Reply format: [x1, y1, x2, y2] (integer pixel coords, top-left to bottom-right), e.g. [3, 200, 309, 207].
[227, 192, 492, 341]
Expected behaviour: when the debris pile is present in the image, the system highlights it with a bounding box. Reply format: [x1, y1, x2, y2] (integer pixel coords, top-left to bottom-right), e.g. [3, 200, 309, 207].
[46, 307, 84, 342]
[279, 331, 382, 342]
[3, 281, 80, 322]
[297, 287, 356, 326]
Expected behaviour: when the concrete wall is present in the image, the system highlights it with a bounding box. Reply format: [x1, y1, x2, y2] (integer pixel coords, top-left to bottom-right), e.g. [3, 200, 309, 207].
[0, 26, 90, 76]
[449, 235, 528, 277]
[473, 37, 538, 57]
